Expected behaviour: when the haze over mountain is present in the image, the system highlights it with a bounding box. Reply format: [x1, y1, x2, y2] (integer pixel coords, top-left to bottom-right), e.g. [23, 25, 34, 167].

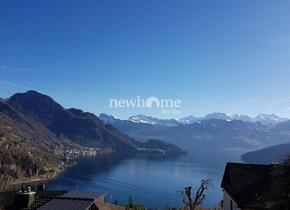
[100, 113, 288, 127]
[242, 120, 290, 163]
[100, 113, 290, 154]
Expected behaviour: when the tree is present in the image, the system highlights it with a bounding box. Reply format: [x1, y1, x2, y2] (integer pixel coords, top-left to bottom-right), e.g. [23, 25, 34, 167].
[181, 179, 209, 210]
[125, 196, 135, 209]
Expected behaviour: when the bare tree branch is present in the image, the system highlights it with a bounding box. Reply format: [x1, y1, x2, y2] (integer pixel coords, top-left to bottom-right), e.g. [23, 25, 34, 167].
[181, 179, 209, 210]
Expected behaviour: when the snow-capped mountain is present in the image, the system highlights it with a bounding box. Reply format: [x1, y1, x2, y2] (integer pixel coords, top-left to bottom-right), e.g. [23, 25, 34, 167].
[203, 112, 231, 121]
[98, 112, 290, 154]
[99, 112, 290, 153]
[229, 114, 254, 122]
[177, 115, 198, 124]
[185, 113, 288, 125]
[99, 113, 121, 124]
[99, 113, 288, 127]
[254, 114, 288, 125]
[128, 114, 180, 126]
[178, 113, 253, 124]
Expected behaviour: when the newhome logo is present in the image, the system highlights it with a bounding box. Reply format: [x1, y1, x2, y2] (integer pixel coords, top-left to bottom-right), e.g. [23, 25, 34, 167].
[109, 96, 182, 115]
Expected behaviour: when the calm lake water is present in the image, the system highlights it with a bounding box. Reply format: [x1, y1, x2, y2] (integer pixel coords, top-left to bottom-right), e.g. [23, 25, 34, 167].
[46, 151, 242, 208]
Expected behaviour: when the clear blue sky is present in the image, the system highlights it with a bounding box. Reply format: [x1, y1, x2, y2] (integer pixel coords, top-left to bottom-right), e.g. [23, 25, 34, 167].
[0, 0, 290, 119]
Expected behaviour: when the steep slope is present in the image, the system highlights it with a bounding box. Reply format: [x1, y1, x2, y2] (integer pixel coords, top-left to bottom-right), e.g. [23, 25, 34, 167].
[241, 143, 290, 164]
[0, 99, 64, 150]
[8, 91, 137, 152]
[0, 100, 62, 180]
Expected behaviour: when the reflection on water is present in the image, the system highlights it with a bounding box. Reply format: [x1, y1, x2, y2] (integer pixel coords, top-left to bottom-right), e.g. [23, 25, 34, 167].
[46, 151, 240, 208]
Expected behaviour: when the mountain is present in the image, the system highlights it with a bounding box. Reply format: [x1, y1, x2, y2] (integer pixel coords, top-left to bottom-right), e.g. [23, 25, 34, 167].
[142, 119, 276, 152]
[0, 91, 184, 181]
[241, 120, 290, 163]
[100, 113, 168, 142]
[242, 142, 290, 164]
[0, 98, 63, 180]
[99, 113, 121, 125]
[101, 113, 288, 128]
[99, 113, 290, 154]
[203, 112, 231, 121]
[201, 113, 287, 125]
[254, 114, 288, 126]
[177, 115, 198, 124]
[135, 139, 186, 156]
[128, 114, 181, 126]
[230, 114, 253, 122]
[271, 120, 290, 134]
[7, 91, 137, 152]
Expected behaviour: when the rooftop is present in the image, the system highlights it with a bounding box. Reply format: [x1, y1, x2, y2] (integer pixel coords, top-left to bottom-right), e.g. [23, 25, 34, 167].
[221, 162, 281, 209]
[29, 191, 105, 210]
[37, 199, 95, 210]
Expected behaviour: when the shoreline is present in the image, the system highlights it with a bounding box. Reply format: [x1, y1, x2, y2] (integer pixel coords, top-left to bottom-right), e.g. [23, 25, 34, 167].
[3, 150, 185, 192]
[2, 160, 72, 192]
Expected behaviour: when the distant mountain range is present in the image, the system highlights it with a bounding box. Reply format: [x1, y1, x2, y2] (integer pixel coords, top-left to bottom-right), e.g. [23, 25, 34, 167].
[242, 120, 290, 163]
[1, 90, 289, 180]
[128, 114, 182, 126]
[99, 113, 290, 155]
[0, 91, 184, 180]
[100, 113, 288, 127]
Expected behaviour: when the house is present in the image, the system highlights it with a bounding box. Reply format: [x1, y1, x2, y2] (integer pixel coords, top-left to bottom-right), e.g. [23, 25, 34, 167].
[221, 163, 281, 210]
[15, 190, 125, 210]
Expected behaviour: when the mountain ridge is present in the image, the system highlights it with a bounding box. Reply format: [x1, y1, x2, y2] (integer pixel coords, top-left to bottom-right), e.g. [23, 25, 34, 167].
[0, 91, 185, 181]
[100, 113, 290, 154]
[242, 142, 290, 164]
[100, 112, 288, 127]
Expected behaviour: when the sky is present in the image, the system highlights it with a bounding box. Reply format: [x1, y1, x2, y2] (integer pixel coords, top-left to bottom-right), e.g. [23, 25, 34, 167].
[0, 0, 290, 119]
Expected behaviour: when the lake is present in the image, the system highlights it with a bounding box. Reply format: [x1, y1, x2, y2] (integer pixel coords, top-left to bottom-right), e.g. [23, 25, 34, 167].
[46, 150, 242, 208]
